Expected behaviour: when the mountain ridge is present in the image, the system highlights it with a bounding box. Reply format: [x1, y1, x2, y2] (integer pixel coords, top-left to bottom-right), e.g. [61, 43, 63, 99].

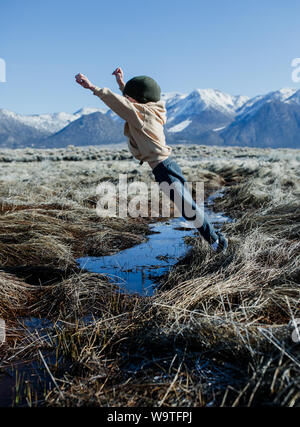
[1, 87, 300, 149]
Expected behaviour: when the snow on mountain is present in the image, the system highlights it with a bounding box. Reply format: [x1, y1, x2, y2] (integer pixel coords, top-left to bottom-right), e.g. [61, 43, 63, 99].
[161, 92, 187, 104]
[219, 88, 300, 149]
[285, 89, 300, 106]
[233, 94, 250, 110]
[187, 89, 249, 115]
[168, 119, 192, 133]
[221, 100, 300, 149]
[235, 88, 298, 120]
[74, 107, 107, 117]
[44, 111, 124, 148]
[163, 87, 300, 148]
[105, 109, 123, 122]
[278, 87, 298, 100]
[213, 126, 226, 132]
[0, 107, 107, 135]
[1, 87, 300, 149]
[0, 107, 109, 148]
[164, 89, 249, 125]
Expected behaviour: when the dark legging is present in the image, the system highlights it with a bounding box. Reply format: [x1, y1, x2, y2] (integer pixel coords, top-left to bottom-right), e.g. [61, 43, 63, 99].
[152, 156, 218, 244]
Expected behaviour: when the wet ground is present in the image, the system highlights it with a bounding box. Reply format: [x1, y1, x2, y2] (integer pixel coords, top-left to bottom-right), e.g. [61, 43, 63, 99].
[0, 317, 55, 407]
[0, 188, 232, 406]
[77, 189, 232, 296]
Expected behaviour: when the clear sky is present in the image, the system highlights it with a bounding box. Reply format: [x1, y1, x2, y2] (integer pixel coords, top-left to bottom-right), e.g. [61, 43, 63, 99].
[1, 0, 300, 114]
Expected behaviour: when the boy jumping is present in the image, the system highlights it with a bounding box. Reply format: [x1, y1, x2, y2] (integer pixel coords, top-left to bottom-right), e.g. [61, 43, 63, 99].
[75, 68, 228, 253]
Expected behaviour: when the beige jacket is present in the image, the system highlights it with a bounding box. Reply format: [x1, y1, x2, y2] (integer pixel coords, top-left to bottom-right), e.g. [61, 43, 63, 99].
[93, 87, 172, 164]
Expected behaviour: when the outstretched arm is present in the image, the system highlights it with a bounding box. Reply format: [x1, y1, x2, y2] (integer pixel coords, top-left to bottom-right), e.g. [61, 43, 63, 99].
[75, 69, 125, 92]
[74, 73, 144, 129]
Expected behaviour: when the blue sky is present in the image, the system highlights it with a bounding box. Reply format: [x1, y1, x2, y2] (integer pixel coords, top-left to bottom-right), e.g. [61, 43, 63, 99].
[1, 0, 300, 114]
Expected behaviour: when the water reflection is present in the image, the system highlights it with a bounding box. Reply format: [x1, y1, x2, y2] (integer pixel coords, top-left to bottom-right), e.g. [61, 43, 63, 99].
[77, 190, 231, 296]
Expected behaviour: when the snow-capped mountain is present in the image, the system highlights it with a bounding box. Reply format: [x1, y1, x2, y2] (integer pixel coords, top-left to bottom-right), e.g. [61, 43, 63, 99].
[44, 112, 124, 148]
[218, 88, 300, 148]
[165, 89, 249, 123]
[163, 89, 249, 144]
[1, 87, 300, 149]
[234, 88, 298, 120]
[1, 107, 106, 133]
[0, 107, 107, 148]
[286, 89, 300, 106]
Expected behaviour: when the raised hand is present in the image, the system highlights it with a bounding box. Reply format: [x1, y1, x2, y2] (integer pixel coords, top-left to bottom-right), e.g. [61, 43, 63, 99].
[112, 67, 125, 90]
[75, 73, 95, 91]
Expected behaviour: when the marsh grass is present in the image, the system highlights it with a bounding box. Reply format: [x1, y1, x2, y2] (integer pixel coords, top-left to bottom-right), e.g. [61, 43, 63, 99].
[0, 144, 299, 407]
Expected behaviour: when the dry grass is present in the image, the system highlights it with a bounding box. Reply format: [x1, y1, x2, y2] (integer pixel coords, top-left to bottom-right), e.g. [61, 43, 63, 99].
[0, 271, 37, 318]
[0, 144, 299, 407]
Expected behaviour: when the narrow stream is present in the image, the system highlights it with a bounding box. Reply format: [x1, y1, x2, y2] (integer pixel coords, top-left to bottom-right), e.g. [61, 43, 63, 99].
[77, 189, 232, 296]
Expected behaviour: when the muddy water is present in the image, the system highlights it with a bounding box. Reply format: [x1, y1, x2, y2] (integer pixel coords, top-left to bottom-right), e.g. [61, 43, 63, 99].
[77, 189, 232, 296]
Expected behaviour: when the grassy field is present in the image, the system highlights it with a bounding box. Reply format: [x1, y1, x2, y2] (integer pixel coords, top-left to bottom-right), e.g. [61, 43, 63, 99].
[0, 144, 299, 407]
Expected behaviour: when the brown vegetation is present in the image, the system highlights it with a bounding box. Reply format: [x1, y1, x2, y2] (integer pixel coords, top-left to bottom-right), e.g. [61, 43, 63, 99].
[0, 144, 299, 407]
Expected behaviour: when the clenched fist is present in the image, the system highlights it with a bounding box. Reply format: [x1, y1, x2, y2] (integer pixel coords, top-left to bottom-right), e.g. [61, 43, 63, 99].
[75, 73, 96, 91]
[112, 67, 125, 91]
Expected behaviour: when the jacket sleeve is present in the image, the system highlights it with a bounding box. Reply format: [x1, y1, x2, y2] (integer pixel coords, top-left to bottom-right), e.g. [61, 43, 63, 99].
[93, 87, 144, 129]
